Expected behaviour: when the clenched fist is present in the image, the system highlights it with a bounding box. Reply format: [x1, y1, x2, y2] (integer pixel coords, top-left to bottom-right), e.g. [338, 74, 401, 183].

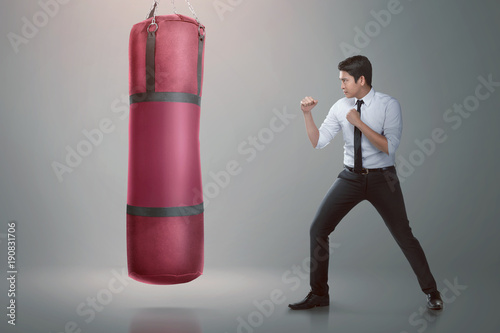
[346, 108, 361, 127]
[300, 96, 318, 113]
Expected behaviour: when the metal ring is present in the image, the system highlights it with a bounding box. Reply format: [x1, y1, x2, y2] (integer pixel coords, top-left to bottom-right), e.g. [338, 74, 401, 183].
[198, 25, 205, 39]
[148, 22, 158, 33]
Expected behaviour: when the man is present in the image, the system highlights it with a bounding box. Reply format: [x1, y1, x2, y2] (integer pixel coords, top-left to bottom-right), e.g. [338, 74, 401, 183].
[288, 55, 443, 311]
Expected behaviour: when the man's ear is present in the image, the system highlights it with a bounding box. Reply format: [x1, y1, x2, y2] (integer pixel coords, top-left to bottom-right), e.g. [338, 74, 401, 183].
[359, 75, 366, 86]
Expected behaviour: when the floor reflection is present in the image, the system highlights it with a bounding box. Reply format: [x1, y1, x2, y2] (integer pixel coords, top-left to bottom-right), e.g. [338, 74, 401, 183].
[285, 305, 331, 332]
[418, 307, 444, 328]
[129, 308, 202, 333]
[308, 306, 330, 331]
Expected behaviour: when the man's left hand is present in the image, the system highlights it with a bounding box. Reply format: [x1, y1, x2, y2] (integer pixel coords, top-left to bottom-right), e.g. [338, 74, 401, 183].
[346, 109, 362, 127]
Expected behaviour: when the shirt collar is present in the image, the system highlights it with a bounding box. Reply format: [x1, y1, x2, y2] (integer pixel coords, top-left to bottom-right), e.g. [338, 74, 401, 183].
[354, 88, 375, 107]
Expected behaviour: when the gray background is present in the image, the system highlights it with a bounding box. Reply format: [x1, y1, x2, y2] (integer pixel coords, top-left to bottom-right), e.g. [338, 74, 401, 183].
[1, 0, 499, 332]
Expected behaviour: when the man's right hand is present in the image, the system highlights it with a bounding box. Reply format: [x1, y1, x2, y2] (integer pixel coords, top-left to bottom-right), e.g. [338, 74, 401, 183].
[300, 96, 318, 113]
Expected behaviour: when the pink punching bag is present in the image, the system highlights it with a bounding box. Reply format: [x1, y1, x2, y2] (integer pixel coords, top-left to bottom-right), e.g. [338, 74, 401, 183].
[126, 1, 205, 284]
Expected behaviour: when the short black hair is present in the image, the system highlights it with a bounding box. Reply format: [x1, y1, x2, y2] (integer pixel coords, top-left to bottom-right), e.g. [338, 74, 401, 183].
[338, 55, 372, 87]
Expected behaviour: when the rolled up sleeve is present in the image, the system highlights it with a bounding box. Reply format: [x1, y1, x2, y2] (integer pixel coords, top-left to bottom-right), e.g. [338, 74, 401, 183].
[383, 99, 403, 156]
[316, 106, 341, 149]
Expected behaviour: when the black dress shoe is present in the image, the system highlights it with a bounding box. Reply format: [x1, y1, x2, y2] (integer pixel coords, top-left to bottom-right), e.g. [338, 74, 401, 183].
[426, 291, 443, 310]
[288, 291, 329, 310]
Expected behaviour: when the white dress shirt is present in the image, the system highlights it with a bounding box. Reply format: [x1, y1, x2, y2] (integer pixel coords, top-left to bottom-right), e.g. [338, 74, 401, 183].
[316, 88, 402, 169]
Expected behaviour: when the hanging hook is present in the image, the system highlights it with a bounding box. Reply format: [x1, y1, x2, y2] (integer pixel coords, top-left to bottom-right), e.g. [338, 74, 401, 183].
[146, 0, 160, 21]
[146, 0, 160, 33]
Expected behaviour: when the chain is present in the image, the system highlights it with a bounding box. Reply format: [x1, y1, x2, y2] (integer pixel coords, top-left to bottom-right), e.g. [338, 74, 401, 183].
[171, 0, 177, 14]
[146, 0, 202, 26]
[184, 0, 201, 25]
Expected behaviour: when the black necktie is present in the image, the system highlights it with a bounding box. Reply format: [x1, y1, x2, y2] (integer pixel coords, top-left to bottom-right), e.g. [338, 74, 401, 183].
[354, 100, 364, 173]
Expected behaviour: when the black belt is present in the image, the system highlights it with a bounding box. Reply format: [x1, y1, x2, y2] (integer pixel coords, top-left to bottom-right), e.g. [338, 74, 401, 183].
[344, 164, 395, 175]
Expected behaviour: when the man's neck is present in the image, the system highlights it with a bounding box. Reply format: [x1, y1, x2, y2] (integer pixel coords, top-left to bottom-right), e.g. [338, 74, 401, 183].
[355, 87, 372, 100]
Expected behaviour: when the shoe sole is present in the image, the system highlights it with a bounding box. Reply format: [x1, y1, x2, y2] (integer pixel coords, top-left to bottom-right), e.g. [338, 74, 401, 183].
[427, 306, 443, 311]
[289, 302, 329, 310]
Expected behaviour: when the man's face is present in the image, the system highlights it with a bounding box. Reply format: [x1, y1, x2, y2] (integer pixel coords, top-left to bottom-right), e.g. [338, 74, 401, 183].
[339, 71, 362, 99]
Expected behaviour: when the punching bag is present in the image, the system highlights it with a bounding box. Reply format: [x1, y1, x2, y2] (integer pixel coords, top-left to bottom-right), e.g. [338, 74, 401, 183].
[126, 0, 205, 285]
